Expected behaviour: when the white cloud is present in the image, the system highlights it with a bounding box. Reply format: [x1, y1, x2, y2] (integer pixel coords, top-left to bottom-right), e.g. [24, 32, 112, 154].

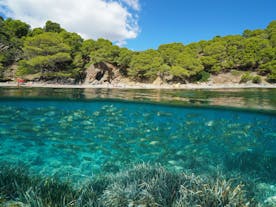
[115, 39, 127, 47]
[0, 0, 140, 45]
[121, 0, 140, 11]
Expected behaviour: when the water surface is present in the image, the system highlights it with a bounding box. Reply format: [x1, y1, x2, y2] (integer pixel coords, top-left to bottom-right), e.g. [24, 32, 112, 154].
[0, 87, 276, 112]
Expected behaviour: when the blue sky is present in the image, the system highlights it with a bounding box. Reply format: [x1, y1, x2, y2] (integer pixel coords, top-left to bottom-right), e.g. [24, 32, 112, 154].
[1, 0, 275, 51]
[128, 0, 276, 50]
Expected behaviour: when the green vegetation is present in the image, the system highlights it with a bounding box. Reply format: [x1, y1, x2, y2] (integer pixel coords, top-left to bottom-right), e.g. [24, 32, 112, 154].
[129, 49, 164, 81]
[17, 33, 72, 76]
[0, 17, 276, 84]
[194, 71, 211, 82]
[252, 75, 262, 84]
[0, 163, 256, 207]
[231, 70, 242, 76]
[259, 60, 276, 83]
[0, 18, 29, 67]
[240, 72, 254, 83]
[240, 72, 262, 84]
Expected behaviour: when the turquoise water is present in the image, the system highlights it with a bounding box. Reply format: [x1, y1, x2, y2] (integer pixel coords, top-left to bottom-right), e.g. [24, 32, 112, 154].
[0, 98, 275, 184]
[1, 88, 276, 206]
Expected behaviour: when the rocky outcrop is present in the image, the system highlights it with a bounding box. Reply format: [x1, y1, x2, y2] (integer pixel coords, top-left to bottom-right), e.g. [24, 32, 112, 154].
[84, 62, 124, 84]
[0, 64, 17, 81]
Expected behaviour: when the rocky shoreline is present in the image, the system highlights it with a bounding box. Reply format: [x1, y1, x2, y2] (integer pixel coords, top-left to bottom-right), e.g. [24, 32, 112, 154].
[0, 81, 275, 89]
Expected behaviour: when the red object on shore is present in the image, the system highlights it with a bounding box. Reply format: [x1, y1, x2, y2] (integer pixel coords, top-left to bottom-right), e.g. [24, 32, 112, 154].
[17, 78, 25, 83]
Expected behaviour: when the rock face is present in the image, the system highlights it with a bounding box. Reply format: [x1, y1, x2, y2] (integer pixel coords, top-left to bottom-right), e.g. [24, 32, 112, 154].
[84, 62, 123, 85]
[1, 64, 17, 81]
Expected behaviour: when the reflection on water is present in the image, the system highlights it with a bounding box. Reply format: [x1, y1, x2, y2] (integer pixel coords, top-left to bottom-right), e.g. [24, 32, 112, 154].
[0, 87, 276, 111]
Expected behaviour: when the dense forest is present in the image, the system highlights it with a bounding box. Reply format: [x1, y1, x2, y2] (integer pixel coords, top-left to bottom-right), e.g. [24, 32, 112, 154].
[0, 17, 275, 84]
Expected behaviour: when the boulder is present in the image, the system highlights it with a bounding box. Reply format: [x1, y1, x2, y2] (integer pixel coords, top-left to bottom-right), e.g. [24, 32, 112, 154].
[153, 76, 163, 85]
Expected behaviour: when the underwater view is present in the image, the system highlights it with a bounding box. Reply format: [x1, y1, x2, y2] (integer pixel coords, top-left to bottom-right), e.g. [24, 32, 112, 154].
[0, 88, 276, 207]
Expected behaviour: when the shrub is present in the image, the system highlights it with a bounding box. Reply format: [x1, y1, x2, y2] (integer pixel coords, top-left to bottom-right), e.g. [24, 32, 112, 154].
[267, 71, 276, 83]
[197, 71, 210, 82]
[210, 64, 222, 74]
[252, 75, 262, 84]
[240, 72, 253, 83]
[231, 70, 242, 76]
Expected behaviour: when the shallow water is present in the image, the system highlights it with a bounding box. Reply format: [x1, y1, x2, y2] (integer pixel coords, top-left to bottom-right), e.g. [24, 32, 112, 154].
[0, 88, 276, 205]
[0, 98, 275, 179]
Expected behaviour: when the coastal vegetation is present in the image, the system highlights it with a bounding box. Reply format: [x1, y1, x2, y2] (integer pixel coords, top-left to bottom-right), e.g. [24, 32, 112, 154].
[0, 17, 275, 84]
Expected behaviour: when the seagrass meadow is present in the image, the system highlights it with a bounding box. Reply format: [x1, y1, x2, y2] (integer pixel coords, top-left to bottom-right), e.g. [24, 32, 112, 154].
[0, 88, 276, 207]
